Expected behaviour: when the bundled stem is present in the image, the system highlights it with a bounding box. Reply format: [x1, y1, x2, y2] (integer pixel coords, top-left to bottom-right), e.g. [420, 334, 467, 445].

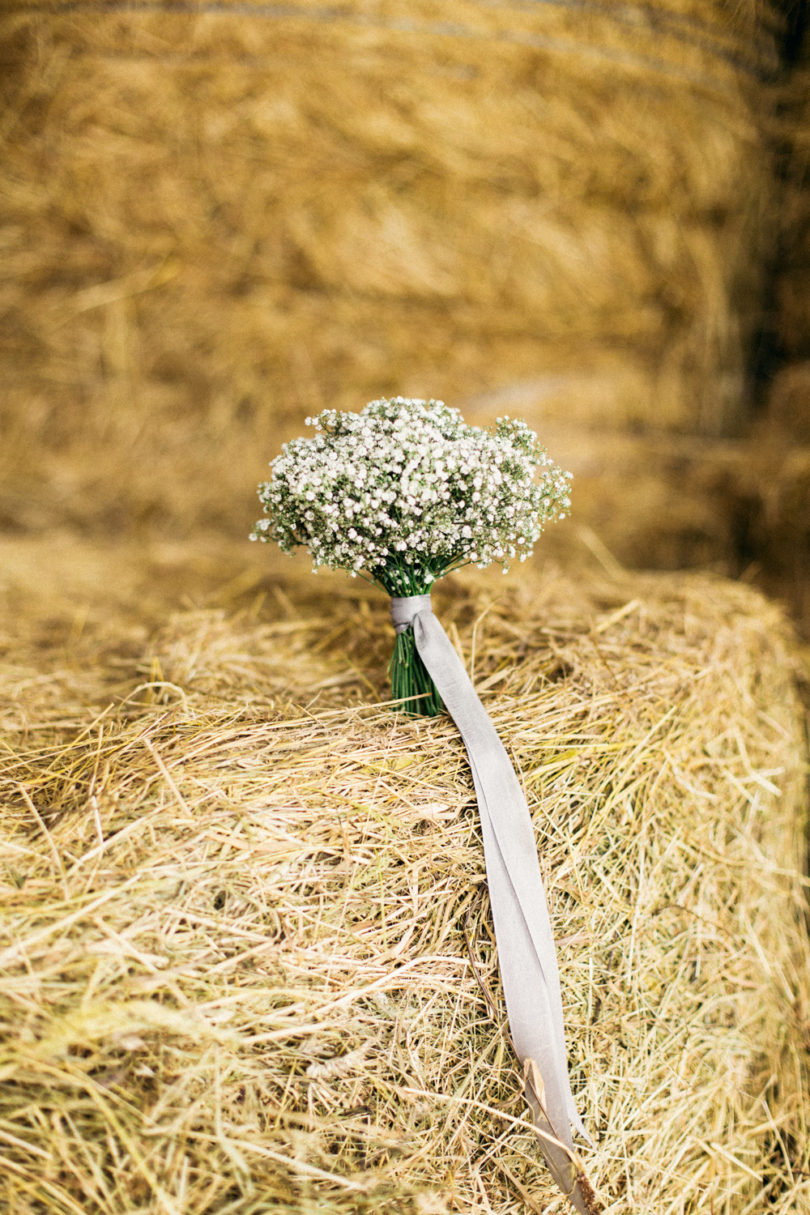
[388, 626, 443, 716]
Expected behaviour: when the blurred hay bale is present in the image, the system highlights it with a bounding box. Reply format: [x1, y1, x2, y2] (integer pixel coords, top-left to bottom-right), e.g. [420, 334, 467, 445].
[733, 34, 810, 629]
[771, 49, 810, 366]
[0, 1, 782, 547]
[2, 545, 809, 1213]
[764, 361, 810, 444]
[466, 384, 750, 571]
[758, 38, 810, 447]
[728, 417, 810, 632]
[775, 267, 810, 362]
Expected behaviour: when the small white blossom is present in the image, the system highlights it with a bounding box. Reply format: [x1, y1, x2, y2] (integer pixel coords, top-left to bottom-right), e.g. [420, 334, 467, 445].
[251, 397, 571, 596]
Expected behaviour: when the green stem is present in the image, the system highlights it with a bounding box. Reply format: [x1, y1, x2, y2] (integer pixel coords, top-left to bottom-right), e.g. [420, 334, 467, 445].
[388, 627, 443, 717]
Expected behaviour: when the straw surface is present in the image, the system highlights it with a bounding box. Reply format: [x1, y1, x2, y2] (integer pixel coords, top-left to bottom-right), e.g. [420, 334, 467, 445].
[2, 540, 809, 1213]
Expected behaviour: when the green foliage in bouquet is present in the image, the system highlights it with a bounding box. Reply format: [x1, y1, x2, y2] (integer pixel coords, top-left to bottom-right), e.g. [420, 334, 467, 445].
[251, 397, 571, 715]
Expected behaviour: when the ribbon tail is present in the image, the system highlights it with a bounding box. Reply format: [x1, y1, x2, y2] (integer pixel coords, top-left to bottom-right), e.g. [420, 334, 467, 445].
[411, 609, 597, 1212]
[523, 1059, 601, 1215]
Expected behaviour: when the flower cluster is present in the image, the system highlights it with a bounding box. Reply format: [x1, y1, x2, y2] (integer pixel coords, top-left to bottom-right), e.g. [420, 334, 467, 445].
[251, 397, 571, 597]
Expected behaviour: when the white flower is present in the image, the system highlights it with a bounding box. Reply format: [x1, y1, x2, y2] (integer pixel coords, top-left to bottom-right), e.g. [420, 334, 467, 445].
[251, 397, 571, 596]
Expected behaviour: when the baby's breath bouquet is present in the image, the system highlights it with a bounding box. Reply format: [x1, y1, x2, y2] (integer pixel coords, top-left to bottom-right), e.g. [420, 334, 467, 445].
[251, 397, 571, 715]
[251, 398, 597, 1209]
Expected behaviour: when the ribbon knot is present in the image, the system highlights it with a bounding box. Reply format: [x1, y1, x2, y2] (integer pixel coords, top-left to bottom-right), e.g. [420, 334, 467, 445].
[390, 594, 433, 634]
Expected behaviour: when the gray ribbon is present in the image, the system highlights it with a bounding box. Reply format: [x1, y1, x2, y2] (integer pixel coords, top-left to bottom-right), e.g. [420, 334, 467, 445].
[391, 595, 595, 1214]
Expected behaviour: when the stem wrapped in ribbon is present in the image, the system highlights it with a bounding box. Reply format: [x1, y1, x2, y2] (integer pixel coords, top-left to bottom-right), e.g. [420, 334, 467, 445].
[252, 397, 598, 1209]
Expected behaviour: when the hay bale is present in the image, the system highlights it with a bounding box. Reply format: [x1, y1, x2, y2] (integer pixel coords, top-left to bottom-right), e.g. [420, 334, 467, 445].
[763, 362, 810, 444]
[775, 267, 810, 362]
[723, 417, 810, 633]
[736, 37, 810, 632]
[0, 1, 782, 549]
[770, 46, 810, 366]
[465, 388, 751, 572]
[2, 543, 809, 1213]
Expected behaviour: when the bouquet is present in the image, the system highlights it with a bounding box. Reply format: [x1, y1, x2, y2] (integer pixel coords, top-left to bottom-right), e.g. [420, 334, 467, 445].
[251, 398, 598, 1212]
[251, 396, 572, 715]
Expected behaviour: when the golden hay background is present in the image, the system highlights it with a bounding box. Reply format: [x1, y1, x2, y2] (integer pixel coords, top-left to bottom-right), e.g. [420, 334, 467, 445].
[1, 0, 804, 574]
[2, 2, 810, 1213]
